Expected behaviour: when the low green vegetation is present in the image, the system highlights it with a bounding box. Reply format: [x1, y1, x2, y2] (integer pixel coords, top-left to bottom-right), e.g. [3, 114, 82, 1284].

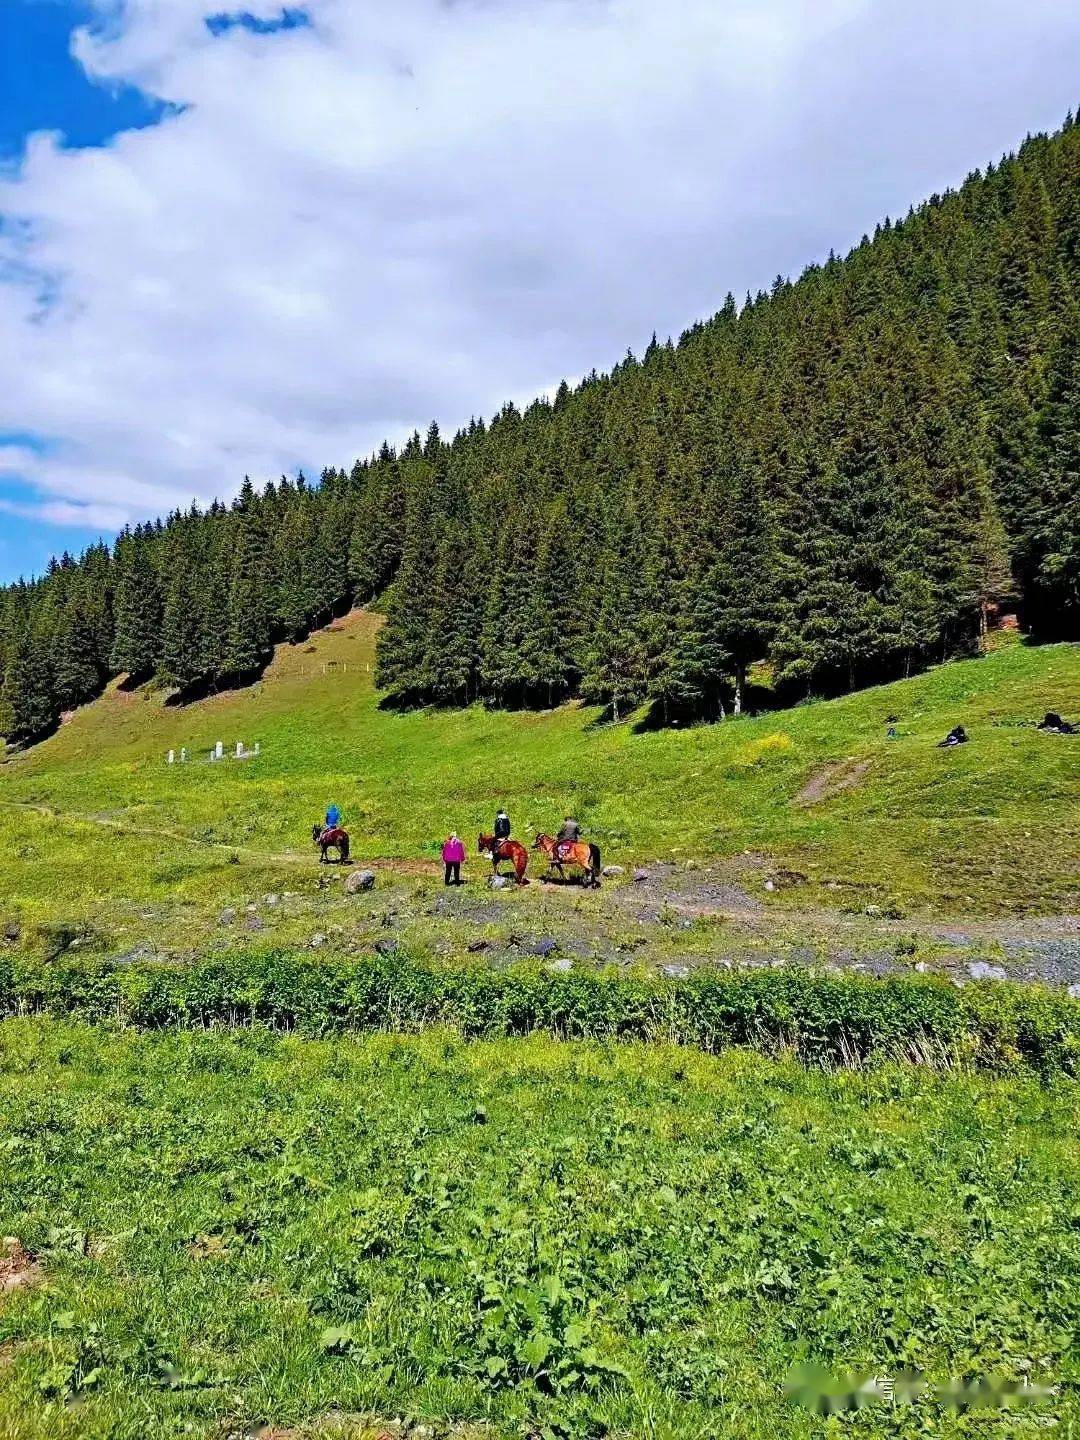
[2, 1019, 1078, 1440]
[4, 948, 1079, 1077]
[0, 618, 1077, 962]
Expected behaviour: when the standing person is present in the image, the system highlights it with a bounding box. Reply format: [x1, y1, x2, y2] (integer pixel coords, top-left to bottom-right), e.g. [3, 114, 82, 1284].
[493, 809, 511, 845]
[442, 832, 465, 886]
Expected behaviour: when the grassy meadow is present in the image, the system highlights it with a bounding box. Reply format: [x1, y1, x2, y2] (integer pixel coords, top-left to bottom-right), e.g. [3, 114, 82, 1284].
[2, 1019, 1078, 1440]
[0, 615, 1077, 952]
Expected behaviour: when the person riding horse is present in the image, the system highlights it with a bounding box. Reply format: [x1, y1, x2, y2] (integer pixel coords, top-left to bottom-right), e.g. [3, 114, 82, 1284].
[555, 815, 580, 864]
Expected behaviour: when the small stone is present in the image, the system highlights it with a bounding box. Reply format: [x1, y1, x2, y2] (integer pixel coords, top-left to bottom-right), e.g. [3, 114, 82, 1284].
[246, 914, 265, 931]
[3, 921, 20, 943]
[264, 893, 280, 906]
[602, 865, 625, 877]
[764, 879, 775, 892]
[864, 904, 881, 918]
[466, 939, 489, 953]
[545, 958, 573, 974]
[914, 961, 928, 973]
[633, 869, 649, 883]
[968, 960, 1007, 981]
[246, 903, 257, 912]
[375, 937, 399, 956]
[1067, 984, 1080, 1001]
[218, 908, 236, 926]
[113, 946, 154, 967]
[685, 859, 699, 871]
[345, 869, 376, 894]
[662, 964, 690, 979]
[310, 933, 327, 948]
[489, 875, 509, 889]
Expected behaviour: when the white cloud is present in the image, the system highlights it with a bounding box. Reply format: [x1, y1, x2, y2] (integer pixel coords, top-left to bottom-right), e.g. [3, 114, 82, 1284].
[1, 0, 1078, 535]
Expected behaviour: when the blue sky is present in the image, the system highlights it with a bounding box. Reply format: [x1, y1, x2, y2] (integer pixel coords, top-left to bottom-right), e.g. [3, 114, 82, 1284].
[0, 0, 160, 576]
[2, 0, 1079, 585]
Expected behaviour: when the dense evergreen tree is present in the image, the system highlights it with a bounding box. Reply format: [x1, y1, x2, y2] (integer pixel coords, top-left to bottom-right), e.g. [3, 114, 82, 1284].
[2, 115, 1077, 744]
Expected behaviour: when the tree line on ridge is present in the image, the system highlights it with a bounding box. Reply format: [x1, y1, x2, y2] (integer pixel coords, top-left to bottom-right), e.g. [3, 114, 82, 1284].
[1, 117, 1077, 743]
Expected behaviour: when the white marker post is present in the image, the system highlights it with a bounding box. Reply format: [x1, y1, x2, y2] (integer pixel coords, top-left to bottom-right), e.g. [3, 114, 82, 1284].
[167, 749, 175, 765]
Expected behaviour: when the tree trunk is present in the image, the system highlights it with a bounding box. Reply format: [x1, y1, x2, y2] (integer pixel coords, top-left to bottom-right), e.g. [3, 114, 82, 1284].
[733, 661, 745, 717]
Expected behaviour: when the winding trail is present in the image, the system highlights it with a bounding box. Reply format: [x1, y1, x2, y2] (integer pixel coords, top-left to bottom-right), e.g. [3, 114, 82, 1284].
[0, 799, 308, 865]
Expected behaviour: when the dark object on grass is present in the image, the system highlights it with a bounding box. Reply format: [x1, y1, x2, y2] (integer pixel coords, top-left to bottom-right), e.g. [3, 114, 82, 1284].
[938, 726, 968, 748]
[1037, 711, 1077, 735]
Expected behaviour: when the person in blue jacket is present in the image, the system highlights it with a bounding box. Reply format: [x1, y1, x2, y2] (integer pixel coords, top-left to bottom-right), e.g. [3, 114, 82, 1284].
[325, 802, 342, 830]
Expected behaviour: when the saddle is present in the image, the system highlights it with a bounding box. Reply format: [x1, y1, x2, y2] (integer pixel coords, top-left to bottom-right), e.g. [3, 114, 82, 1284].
[553, 839, 578, 862]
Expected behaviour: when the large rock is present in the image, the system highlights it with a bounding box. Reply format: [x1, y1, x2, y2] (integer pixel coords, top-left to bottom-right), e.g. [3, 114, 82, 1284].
[489, 875, 509, 889]
[545, 958, 573, 974]
[345, 869, 376, 894]
[633, 869, 649, 883]
[662, 963, 690, 979]
[602, 865, 625, 877]
[529, 937, 560, 958]
[2, 921, 19, 944]
[218, 908, 237, 927]
[375, 937, 399, 956]
[968, 960, 1007, 981]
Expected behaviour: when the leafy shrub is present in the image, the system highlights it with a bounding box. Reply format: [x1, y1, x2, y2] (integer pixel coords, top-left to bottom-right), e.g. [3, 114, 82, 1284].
[2, 949, 1077, 1076]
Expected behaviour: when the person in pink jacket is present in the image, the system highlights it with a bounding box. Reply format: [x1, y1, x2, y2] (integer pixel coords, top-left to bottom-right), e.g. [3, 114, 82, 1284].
[442, 832, 466, 886]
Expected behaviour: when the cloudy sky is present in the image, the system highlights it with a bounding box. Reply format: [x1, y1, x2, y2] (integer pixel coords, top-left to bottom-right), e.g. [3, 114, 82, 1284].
[1, 0, 1078, 581]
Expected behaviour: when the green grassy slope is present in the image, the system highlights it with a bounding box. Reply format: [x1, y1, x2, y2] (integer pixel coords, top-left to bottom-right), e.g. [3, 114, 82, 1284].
[0, 614, 1077, 929]
[1, 1019, 1077, 1440]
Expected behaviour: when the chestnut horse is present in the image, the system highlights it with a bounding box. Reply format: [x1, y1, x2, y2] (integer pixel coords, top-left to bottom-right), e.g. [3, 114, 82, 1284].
[312, 822, 351, 864]
[478, 833, 529, 885]
[533, 833, 602, 888]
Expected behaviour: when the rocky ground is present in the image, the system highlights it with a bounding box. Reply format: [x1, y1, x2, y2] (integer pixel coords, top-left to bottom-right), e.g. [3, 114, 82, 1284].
[7, 847, 1078, 993]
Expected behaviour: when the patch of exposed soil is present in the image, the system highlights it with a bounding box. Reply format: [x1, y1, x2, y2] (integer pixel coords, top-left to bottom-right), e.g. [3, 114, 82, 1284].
[1, 1237, 43, 1295]
[608, 861, 765, 923]
[794, 757, 872, 806]
[231, 1418, 492, 1440]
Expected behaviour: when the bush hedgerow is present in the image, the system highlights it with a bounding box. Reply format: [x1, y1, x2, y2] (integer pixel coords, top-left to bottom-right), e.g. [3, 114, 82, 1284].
[2, 948, 1078, 1075]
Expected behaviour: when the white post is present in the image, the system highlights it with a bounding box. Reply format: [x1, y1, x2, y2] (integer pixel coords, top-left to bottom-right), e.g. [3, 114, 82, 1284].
[215, 741, 224, 760]
[236, 740, 244, 758]
[253, 742, 260, 757]
[180, 747, 188, 763]
[167, 749, 175, 765]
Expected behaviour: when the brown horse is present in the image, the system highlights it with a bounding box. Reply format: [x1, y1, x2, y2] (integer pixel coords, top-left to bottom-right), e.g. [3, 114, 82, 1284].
[533, 833, 602, 888]
[478, 833, 529, 885]
[313, 822, 351, 864]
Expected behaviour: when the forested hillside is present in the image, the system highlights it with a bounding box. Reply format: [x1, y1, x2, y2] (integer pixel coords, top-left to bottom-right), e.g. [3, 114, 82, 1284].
[2, 118, 1078, 743]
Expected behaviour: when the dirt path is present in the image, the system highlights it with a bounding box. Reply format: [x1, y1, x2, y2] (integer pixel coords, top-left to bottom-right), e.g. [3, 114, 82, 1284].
[0, 800, 310, 865]
[794, 756, 873, 806]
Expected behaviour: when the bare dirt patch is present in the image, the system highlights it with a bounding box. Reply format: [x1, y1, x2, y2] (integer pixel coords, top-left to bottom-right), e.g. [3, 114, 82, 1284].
[795, 757, 872, 806]
[1, 1237, 43, 1296]
[232, 1418, 493, 1440]
[608, 861, 765, 923]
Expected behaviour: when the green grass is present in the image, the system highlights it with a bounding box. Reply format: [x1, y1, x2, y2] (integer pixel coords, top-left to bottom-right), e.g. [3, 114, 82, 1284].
[0, 616, 1077, 950]
[2, 1018, 1078, 1439]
